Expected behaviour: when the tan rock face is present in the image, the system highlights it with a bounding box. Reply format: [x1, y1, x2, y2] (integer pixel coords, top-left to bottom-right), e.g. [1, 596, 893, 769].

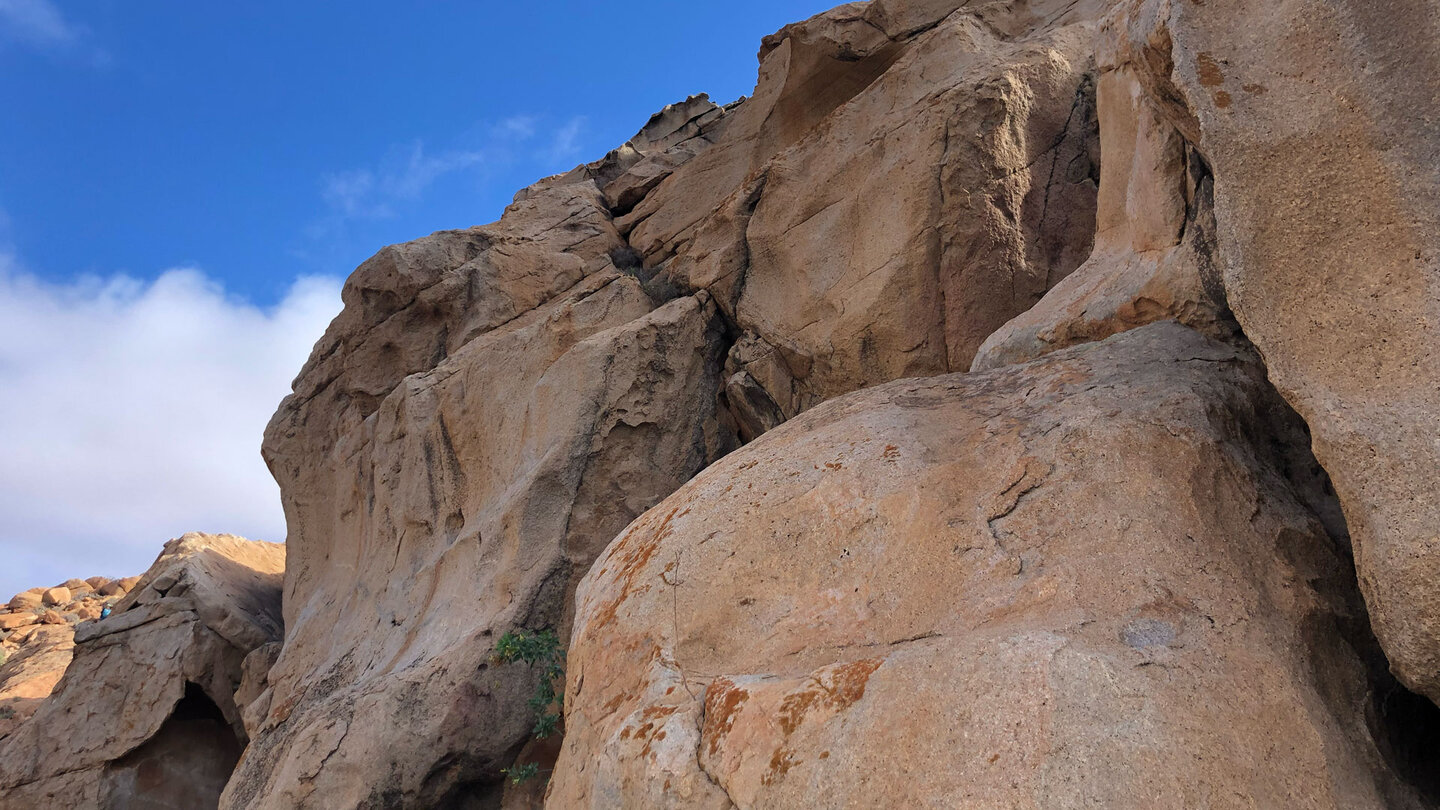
[0, 533, 283, 808]
[1093, 0, 1440, 703]
[0, 626, 74, 741]
[621, 0, 1104, 420]
[551, 323, 1426, 808]
[231, 178, 736, 804]
[972, 64, 1235, 370]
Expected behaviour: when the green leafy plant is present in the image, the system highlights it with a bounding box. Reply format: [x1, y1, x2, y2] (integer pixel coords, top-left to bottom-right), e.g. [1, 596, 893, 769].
[493, 628, 565, 785]
[501, 762, 540, 785]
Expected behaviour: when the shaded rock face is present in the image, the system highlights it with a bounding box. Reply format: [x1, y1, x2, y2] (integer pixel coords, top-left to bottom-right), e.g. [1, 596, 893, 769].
[0, 533, 283, 809]
[551, 324, 1428, 808]
[1124, 0, 1440, 708]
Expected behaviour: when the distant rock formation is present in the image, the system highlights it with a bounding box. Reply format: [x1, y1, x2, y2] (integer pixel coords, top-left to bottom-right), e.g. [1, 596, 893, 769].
[0, 533, 283, 808]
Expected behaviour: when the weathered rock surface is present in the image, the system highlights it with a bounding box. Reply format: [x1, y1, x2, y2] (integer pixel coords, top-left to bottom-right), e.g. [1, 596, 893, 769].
[551, 323, 1429, 808]
[969, 0, 1440, 706]
[0, 627, 74, 742]
[231, 174, 736, 804]
[621, 0, 1106, 420]
[0, 533, 283, 808]
[972, 61, 1234, 370]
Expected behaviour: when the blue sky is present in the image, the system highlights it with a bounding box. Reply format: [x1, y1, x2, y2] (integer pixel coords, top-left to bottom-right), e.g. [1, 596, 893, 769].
[0, 0, 836, 597]
[0, 0, 835, 304]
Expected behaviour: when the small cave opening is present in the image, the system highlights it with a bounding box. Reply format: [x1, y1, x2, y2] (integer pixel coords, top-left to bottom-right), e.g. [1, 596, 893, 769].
[101, 682, 244, 810]
[1367, 659, 1440, 802]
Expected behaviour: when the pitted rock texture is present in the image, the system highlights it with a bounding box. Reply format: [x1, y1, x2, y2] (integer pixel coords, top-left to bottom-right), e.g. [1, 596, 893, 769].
[234, 181, 736, 804]
[550, 324, 1427, 809]
[0, 533, 283, 808]
[621, 0, 1107, 421]
[1016, 0, 1440, 704]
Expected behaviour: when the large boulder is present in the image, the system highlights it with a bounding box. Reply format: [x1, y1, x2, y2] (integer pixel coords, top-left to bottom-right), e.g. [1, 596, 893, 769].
[0, 533, 284, 808]
[550, 323, 1427, 808]
[1065, 0, 1440, 703]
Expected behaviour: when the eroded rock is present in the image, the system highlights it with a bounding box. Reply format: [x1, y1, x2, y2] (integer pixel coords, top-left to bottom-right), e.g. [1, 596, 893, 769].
[621, 0, 1104, 422]
[229, 180, 736, 805]
[0, 533, 283, 808]
[1093, 0, 1440, 704]
[552, 323, 1425, 808]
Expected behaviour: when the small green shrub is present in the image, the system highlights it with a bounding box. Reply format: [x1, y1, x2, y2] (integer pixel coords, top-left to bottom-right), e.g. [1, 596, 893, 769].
[494, 628, 565, 785]
[494, 628, 565, 738]
[501, 762, 540, 785]
[0, 706, 14, 720]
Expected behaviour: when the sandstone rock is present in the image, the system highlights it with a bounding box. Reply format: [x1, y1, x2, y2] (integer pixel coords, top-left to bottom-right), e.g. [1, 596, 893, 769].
[0, 626, 75, 741]
[116, 576, 141, 592]
[1097, 0, 1440, 704]
[39, 587, 69, 607]
[38, 610, 66, 626]
[973, 64, 1235, 370]
[551, 323, 1426, 808]
[0, 614, 34, 631]
[84, 576, 110, 590]
[7, 593, 41, 613]
[618, 0, 1104, 423]
[234, 641, 281, 740]
[0, 533, 284, 808]
[94, 581, 125, 598]
[229, 185, 736, 804]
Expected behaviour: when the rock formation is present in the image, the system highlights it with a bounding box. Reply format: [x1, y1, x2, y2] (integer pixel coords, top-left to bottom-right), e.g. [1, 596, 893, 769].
[551, 323, 1428, 808]
[0, 533, 283, 808]
[6, 0, 1440, 806]
[0, 578, 142, 739]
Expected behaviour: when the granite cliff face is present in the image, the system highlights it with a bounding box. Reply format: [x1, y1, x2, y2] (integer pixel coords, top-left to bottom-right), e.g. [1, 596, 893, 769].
[7, 0, 1440, 807]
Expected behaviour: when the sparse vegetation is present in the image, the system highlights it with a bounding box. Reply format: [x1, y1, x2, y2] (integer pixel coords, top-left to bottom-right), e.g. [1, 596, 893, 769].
[494, 628, 565, 785]
[501, 762, 540, 785]
[0, 706, 14, 721]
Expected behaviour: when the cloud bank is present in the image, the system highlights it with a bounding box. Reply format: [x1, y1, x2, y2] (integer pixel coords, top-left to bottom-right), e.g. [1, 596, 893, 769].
[0, 255, 341, 597]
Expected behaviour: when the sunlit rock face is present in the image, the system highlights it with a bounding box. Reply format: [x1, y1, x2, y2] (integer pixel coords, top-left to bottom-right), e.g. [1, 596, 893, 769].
[0, 533, 283, 808]
[550, 323, 1431, 809]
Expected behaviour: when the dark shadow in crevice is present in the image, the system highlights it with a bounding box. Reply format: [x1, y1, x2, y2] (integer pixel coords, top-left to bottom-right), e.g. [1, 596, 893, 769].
[101, 682, 244, 810]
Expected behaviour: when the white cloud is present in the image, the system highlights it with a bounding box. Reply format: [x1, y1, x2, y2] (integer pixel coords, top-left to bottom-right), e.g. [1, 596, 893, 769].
[0, 0, 76, 47]
[545, 117, 586, 163]
[0, 253, 342, 598]
[320, 140, 485, 221]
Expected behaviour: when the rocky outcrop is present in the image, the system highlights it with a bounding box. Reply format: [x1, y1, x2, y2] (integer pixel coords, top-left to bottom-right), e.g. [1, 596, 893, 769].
[0, 533, 283, 808]
[1116, 0, 1440, 707]
[232, 177, 736, 805]
[551, 323, 1427, 808]
[969, 0, 1440, 708]
[971, 61, 1234, 370]
[622, 0, 1106, 420]
[0, 0, 1422, 805]
[0, 578, 140, 739]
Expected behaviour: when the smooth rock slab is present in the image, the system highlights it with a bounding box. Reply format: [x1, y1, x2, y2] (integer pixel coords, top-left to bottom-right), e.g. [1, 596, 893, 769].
[551, 323, 1425, 809]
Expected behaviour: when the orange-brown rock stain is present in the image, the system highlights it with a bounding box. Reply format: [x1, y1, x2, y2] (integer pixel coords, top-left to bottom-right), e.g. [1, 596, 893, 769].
[701, 677, 750, 757]
[587, 505, 684, 631]
[1197, 53, 1225, 86]
[761, 658, 884, 786]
